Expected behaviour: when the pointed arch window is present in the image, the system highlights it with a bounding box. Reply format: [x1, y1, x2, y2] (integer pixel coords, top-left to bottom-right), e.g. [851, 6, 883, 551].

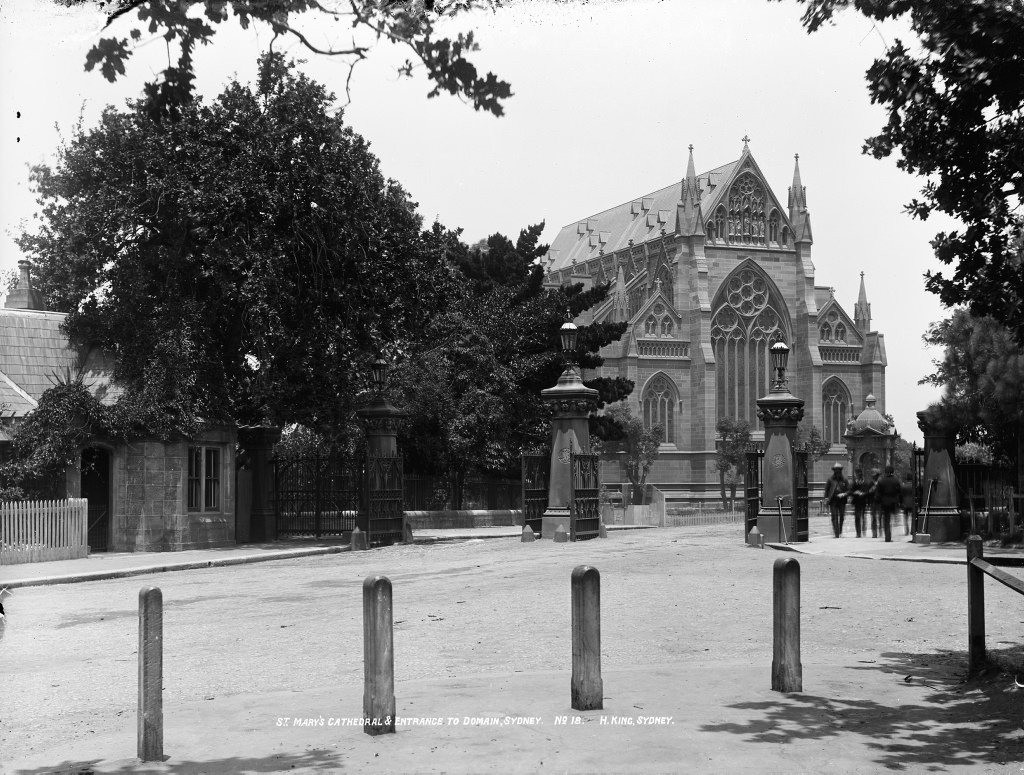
[642, 374, 676, 445]
[714, 206, 727, 244]
[768, 211, 780, 243]
[822, 379, 852, 445]
[661, 318, 673, 336]
[645, 315, 657, 335]
[781, 226, 790, 247]
[834, 323, 846, 342]
[820, 324, 832, 342]
[711, 266, 789, 430]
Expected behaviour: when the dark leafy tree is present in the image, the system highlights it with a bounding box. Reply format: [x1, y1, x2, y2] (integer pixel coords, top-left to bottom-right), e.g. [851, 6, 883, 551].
[65, 0, 512, 121]
[715, 417, 751, 509]
[780, 0, 1024, 340]
[393, 224, 632, 506]
[796, 421, 831, 463]
[593, 403, 663, 505]
[18, 53, 455, 439]
[921, 308, 1024, 468]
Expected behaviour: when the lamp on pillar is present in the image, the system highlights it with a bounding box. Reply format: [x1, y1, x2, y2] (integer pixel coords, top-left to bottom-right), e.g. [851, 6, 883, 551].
[755, 339, 805, 543]
[770, 340, 790, 391]
[370, 356, 389, 393]
[540, 310, 599, 539]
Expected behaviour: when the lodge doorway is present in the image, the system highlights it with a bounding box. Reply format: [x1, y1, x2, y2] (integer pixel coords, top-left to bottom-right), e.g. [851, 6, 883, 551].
[81, 447, 111, 552]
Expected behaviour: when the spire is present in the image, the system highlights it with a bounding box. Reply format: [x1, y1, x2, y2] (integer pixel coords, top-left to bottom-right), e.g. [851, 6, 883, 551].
[677, 144, 705, 237]
[855, 271, 872, 332]
[788, 153, 813, 243]
[788, 153, 806, 216]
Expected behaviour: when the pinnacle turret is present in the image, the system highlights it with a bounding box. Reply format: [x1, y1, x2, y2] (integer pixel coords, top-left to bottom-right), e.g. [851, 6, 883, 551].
[677, 144, 704, 237]
[855, 271, 872, 332]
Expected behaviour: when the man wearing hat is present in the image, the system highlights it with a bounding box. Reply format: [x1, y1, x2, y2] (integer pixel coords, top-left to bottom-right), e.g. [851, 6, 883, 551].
[824, 462, 849, 538]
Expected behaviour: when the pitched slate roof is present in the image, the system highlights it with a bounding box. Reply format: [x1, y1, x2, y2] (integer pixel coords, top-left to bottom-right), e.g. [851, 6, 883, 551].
[0, 308, 120, 417]
[545, 162, 737, 271]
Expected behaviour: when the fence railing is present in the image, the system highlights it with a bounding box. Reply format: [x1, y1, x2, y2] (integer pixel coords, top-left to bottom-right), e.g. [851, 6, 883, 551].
[966, 535, 1024, 675]
[0, 498, 89, 565]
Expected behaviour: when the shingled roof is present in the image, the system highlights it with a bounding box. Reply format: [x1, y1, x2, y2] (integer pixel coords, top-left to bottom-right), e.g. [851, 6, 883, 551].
[0, 262, 120, 419]
[545, 161, 737, 272]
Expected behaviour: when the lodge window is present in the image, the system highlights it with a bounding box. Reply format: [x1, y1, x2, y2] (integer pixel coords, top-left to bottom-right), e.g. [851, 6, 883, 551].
[188, 446, 222, 511]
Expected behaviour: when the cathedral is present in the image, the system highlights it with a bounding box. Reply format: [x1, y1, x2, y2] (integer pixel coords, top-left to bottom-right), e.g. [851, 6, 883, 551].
[543, 140, 887, 497]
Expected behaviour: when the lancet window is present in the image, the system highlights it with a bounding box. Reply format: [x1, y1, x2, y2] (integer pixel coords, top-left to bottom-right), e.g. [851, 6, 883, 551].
[642, 373, 676, 445]
[822, 379, 851, 445]
[711, 266, 788, 430]
[714, 207, 727, 244]
[768, 211, 780, 243]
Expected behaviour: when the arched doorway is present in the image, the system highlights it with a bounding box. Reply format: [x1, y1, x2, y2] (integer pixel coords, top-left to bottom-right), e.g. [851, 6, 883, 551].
[81, 447, 111, 552]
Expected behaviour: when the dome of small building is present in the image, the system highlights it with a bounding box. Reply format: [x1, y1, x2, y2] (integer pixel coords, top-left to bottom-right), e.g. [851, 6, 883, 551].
[851, 394, 888, 434]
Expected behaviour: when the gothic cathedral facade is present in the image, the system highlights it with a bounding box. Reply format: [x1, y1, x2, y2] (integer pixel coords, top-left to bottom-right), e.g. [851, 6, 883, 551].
[543, 142, 886, 496]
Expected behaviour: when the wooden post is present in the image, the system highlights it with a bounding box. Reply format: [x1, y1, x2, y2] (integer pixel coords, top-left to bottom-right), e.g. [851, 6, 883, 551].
[771, 558, 802, 692]
[138, 586, 163, 761]
[363, 575, 396, 735]
[571, 565, 603, 710]
[967, 535, 986, 675]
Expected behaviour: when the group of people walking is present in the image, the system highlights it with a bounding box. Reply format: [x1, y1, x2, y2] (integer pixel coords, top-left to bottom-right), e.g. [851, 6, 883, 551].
[824, 463, 915, 542]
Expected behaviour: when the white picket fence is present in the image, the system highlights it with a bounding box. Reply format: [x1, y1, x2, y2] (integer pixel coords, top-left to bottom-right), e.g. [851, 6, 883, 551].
[0, 498, 89, 565]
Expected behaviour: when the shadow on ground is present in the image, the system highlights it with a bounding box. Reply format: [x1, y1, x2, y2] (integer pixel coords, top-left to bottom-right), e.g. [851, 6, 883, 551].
[11, 748, 346, 774]
[700, 649, 1024, 771]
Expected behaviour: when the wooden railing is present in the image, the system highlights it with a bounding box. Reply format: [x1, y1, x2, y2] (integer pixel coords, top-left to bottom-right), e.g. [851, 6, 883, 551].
[966, 535, 1024, 675]
[0, 498, 89, 565]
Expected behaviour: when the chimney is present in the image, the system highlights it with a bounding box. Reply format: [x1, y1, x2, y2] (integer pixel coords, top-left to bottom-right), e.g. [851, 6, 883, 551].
[5, 259, 46, 311]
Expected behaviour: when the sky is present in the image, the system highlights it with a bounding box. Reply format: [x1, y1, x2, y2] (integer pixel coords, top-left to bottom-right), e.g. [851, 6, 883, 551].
[0, 0, 956, 444]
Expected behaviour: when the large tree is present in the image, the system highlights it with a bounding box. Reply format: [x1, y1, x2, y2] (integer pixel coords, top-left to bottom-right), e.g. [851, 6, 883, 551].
[394, 223, 632, 506]
[67, 0, 512, 120]
[921, 308, 1024, 466]
[781, 0, 1024, 340]
[18, 52, 454, 438]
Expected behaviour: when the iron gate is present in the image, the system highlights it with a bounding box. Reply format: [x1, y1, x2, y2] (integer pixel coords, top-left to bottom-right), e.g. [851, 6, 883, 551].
[745, 447, 809, 542]
[745, 449, 763, 538]
[521, 454, 549, 535]
[274, 453, 362, 539]
[793, 450, 809, 542]
[570, 452, 601, 541]
[361, 452, 404, 546]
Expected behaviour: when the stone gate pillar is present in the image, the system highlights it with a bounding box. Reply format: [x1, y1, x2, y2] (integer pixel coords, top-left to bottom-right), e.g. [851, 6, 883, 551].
[237, 426, 282, 543]
[540, 317, 599, 538]
[756, 342, 805, 543]
[916, 408, 960, 541]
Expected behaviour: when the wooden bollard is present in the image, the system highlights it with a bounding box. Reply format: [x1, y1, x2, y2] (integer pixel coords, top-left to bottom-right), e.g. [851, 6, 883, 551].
[967, 535, 986, 675]
[521, 524, 536, 542]
[363, 575, 396, 735]
[771, 558, 802, 692]
[138, 586, 164, 761]
[571, 566, 603, 710]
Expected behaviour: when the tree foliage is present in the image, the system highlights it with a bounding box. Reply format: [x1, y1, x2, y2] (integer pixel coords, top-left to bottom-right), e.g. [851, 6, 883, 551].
[66, 0, 512, 121]
[19, 53, 454, 438]
[715, 417, 751, 508]
[921, 308, 1024, 461]
[781, 0, 1024, 340]
[594, 404, 663, 504]
[796, 421, 831, 463]
[393, 223, 632, 499]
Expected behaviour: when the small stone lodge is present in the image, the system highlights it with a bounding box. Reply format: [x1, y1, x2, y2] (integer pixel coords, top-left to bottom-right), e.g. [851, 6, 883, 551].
[0, 262, 238, 552]
[545, 140, 888, 497]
